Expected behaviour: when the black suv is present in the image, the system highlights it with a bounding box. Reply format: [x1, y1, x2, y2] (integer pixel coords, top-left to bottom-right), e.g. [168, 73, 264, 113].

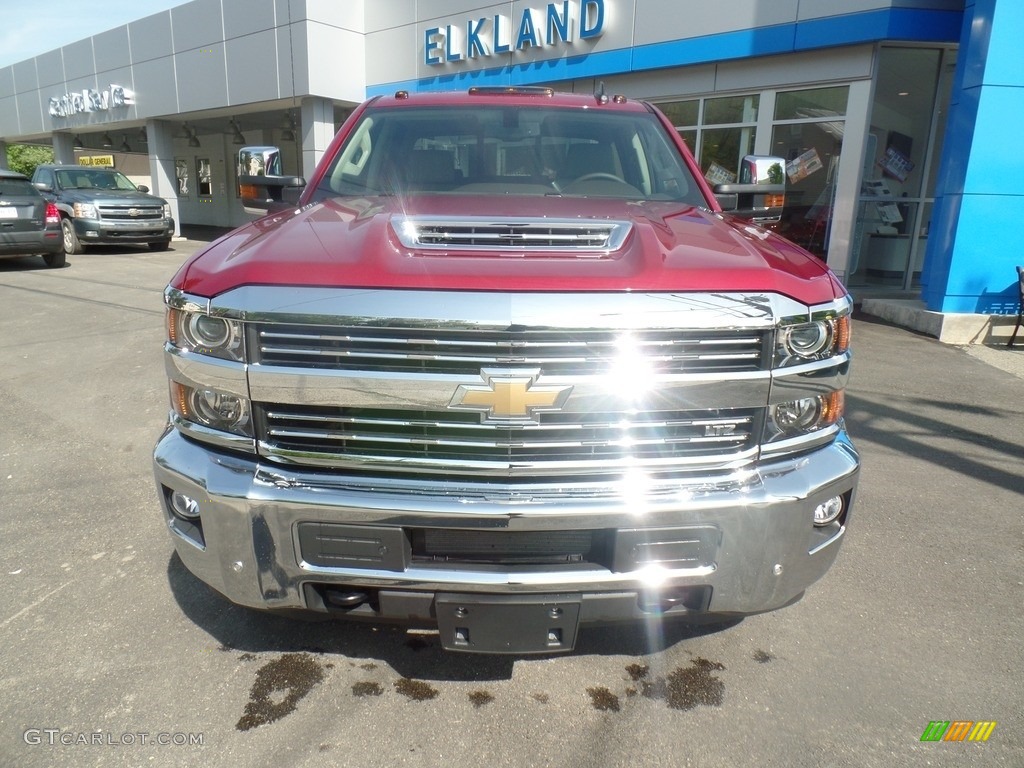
[0, 169, 64, 268]
[31, 165, 175, 254]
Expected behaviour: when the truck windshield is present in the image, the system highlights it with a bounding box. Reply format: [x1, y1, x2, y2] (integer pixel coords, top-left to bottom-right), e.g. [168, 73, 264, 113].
[55, 169, 138, 191]
[315, 105, 706, 205]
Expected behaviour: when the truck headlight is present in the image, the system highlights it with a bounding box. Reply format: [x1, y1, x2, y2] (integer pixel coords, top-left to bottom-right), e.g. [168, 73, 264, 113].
[73, 202, 98, 219]
[768, 392, 843, 439]
[775, 311, 850, 367]
[163, 203, 172, 218]
[170, 382, 252, 436]
[168, 309, 245, 362]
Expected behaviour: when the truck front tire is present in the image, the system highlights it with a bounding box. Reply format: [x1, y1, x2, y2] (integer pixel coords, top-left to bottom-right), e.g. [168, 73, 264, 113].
[62, 218, 84, 255]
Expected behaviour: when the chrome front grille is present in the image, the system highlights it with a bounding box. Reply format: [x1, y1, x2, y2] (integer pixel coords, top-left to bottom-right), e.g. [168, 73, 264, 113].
[254, 325, 769, 375]
[222, 288, 790, 480]
[256, 404, 760, 476]
[392, 216, 631, 252]
[98, 204, 163, 221]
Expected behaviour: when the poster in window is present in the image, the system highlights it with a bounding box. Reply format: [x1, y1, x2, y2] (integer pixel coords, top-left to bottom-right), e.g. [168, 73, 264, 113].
[704, 162, 736, 186]
[175, 158, 189, 197]
[785, 148, 823, 184]
[878, 146, 914, 183]
[197, 158, 212, 196]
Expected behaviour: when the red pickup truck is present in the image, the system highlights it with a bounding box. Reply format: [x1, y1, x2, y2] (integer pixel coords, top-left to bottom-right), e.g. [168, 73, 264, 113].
[154, 87, 858, 653]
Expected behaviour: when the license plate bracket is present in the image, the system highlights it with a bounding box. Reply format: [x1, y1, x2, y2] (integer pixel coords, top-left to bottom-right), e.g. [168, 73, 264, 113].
[435, 593, 581, 654]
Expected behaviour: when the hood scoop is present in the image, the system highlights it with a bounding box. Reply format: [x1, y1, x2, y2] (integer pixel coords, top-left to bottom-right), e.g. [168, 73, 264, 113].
[392, 215, 631, 257]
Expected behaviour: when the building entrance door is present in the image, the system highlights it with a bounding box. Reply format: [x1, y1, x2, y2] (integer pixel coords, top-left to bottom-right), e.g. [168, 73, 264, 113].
[849, 46, 956, 291]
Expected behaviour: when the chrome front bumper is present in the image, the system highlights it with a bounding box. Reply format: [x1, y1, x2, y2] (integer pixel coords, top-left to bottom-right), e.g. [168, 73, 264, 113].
[153, 426, 859, 623]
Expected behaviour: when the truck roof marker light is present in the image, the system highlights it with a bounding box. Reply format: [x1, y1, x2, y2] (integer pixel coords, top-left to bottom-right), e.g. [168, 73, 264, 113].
[468, 86, 554, 97]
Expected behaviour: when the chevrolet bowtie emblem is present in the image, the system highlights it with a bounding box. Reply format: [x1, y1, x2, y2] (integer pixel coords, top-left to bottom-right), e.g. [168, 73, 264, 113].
[449, 369, 572, 423]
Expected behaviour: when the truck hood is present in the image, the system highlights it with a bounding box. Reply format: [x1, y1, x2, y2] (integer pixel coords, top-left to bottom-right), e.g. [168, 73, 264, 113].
[174, 195, 843, 304]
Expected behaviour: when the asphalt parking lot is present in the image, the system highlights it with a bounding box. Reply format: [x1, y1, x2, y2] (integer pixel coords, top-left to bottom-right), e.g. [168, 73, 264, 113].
[0, 240, 1021, 767]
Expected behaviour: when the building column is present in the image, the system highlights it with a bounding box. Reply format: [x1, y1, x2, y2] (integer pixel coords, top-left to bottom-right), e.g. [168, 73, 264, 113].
[921, 0, 1024, 313]
[0, 140, 8, 170]
[146, 119, 181, 237]
[300, 97, 335, 179]
[52, 132, 76, 164]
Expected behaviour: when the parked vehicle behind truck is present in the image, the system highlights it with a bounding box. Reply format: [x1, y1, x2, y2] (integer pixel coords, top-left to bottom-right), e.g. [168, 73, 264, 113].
[31, 164, 175, 255]
[0, 169, 63, 268]
[154, 87, 858, 654]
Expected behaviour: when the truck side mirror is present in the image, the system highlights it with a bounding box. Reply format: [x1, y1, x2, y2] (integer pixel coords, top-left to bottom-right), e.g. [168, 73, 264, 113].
[237, 146, 307, 215]
[713, 155, 786, 223]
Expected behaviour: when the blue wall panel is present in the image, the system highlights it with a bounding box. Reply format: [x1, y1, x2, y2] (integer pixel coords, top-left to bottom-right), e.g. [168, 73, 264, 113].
[923, 0, 1024, 314]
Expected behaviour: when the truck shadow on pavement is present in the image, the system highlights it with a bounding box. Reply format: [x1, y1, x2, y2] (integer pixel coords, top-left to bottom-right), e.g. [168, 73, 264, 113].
[844, 392, 1024, 497]
[166, 553, 740, 682]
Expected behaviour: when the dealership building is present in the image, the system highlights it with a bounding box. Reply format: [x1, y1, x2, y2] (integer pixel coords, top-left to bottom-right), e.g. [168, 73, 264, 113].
[0, 0, 1020, 325]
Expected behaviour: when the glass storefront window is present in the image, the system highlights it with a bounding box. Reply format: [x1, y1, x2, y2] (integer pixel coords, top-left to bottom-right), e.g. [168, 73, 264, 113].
[851, 200, 921, 284]
[678, 129, 697, 154]
[774, 86, 848, 120]
[175, 158, 189, 197]
[770, 121, 843, 259]
[849, 46, 948, 290]
[659, 100, 699, 127]
[701, 127, 756, 182]
[656, 95, 757, 182]
[769, 86, 849, 261]
[867, 48, 941, 199]
[197, 158, 212, 196]
[926, 52, 956, 197]
[704, 94, 758, 125]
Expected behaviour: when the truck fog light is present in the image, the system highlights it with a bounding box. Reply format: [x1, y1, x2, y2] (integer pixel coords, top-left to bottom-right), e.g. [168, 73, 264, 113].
[813, 495, 843, 526]
[169, 491, 200, 520]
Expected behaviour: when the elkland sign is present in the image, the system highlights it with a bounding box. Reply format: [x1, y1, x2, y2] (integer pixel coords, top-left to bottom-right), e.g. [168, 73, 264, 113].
[425, 0, 606, 65]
